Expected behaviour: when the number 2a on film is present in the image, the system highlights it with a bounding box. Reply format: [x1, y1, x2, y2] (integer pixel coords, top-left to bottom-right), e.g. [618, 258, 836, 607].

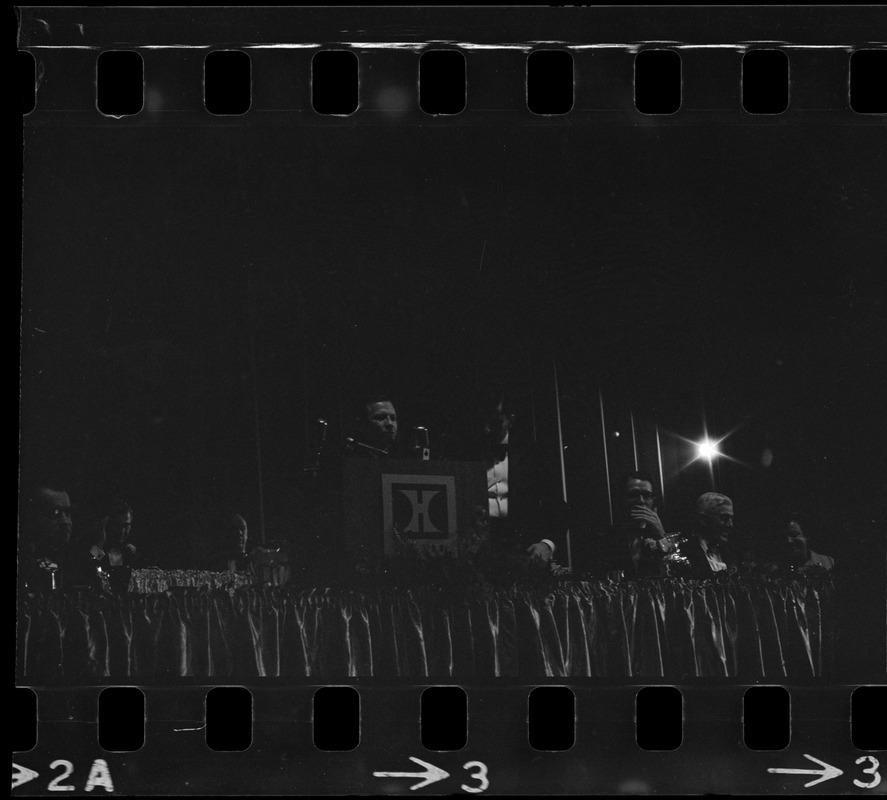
[12, 759, 115, 793]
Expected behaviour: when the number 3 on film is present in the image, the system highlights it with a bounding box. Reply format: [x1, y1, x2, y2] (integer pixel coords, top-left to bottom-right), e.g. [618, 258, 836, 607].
[854, 756, 881, 790]
[461, 761, 489, 794]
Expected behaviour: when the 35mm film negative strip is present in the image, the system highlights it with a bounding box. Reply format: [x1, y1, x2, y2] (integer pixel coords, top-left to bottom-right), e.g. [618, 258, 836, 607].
[10, 685, 887, 795]
[16, 5, 886, 796]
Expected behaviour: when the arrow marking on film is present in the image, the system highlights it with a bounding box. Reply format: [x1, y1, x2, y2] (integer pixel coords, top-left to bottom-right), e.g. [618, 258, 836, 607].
[768, 753, 843, 788]
[12, 764, 40, 790]
[373, 756, 450, 790]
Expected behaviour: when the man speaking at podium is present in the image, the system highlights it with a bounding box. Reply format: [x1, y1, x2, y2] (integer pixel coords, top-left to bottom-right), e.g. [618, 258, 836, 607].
[344, 395, 402, 458]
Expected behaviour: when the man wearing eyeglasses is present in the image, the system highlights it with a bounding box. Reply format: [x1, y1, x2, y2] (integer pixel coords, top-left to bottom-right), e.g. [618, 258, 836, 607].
[593, 471, 675, 578]
[682, 491, 738, 577]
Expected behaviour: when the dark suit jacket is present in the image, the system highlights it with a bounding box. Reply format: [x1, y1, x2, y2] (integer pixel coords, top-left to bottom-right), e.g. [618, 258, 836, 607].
[591, 526, 672, 579]
[680, 535, 740, 579]
[474, 431, 568, 558]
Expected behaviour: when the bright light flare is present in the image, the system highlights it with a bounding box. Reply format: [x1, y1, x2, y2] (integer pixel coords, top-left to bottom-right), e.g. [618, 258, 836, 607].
[696, 438, 720, 461]
[670, 425, 743, 472]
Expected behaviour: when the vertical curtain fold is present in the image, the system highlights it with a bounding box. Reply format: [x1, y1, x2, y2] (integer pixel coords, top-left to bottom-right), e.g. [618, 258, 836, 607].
[16, 577, 833, 680]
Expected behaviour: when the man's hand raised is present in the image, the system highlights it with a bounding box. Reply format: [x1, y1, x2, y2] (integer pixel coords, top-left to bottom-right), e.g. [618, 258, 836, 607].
[629, 506, 666, 539]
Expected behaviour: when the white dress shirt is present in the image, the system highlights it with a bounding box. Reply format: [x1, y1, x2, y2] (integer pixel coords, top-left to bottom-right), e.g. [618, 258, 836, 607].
[700, 537, 728, 572]
[487, 434, 555, 555]
[487, 433, 509, 519]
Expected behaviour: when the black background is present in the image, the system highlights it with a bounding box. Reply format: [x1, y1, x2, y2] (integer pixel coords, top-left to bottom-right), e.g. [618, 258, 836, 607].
[18, 5, 886, 677]
[21, 117, 885, 557]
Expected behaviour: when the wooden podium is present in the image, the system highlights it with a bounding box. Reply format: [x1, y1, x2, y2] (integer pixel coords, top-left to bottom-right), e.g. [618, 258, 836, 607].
[342, 458, 487, 557]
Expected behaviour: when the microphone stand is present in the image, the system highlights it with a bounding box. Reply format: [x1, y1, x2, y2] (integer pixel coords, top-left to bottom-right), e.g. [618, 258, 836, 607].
[344, 438, 391, 457]
[303, 418, 328, 476]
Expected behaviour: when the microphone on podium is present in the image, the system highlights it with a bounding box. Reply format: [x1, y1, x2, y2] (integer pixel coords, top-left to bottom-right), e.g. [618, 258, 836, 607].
[413, 426, 430, 461]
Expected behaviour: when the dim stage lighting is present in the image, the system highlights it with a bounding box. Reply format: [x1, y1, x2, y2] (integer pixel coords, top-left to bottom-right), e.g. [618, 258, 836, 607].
[697, 438, 720, 461]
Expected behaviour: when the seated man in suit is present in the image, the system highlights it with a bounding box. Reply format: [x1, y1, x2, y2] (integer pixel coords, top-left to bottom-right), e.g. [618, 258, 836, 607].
[18, 480, 75, 591]
[206, 513, 253, 572]
[592, 471, 676, 578]
[682, 491, 744, 577]
[95, 499, 140, 568]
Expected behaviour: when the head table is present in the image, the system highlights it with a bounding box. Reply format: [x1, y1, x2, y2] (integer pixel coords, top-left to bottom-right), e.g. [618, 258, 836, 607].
[17, 571, 832, 681]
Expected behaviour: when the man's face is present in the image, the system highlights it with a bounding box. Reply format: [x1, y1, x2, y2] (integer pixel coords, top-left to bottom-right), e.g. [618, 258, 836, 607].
[483, 398, 515, 443]
[106, 511, 133, 545]
[623, 479, 655, 525]
[786, 521, 808, 557]
[701, 502, 734, 544]
[366, 401, 398, 447]
[31, 489, 73, 551]
[233, 518, 248, 552]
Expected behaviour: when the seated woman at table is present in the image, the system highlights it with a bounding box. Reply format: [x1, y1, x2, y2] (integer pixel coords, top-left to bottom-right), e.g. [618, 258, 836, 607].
[762, 512, 835, 575]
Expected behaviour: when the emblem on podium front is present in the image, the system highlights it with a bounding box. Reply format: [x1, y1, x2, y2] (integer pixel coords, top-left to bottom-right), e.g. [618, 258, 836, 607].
[381, 474, 458, 556]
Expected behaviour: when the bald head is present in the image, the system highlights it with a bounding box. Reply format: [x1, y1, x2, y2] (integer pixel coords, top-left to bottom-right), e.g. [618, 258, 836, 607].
[364, 399, 398, 450]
